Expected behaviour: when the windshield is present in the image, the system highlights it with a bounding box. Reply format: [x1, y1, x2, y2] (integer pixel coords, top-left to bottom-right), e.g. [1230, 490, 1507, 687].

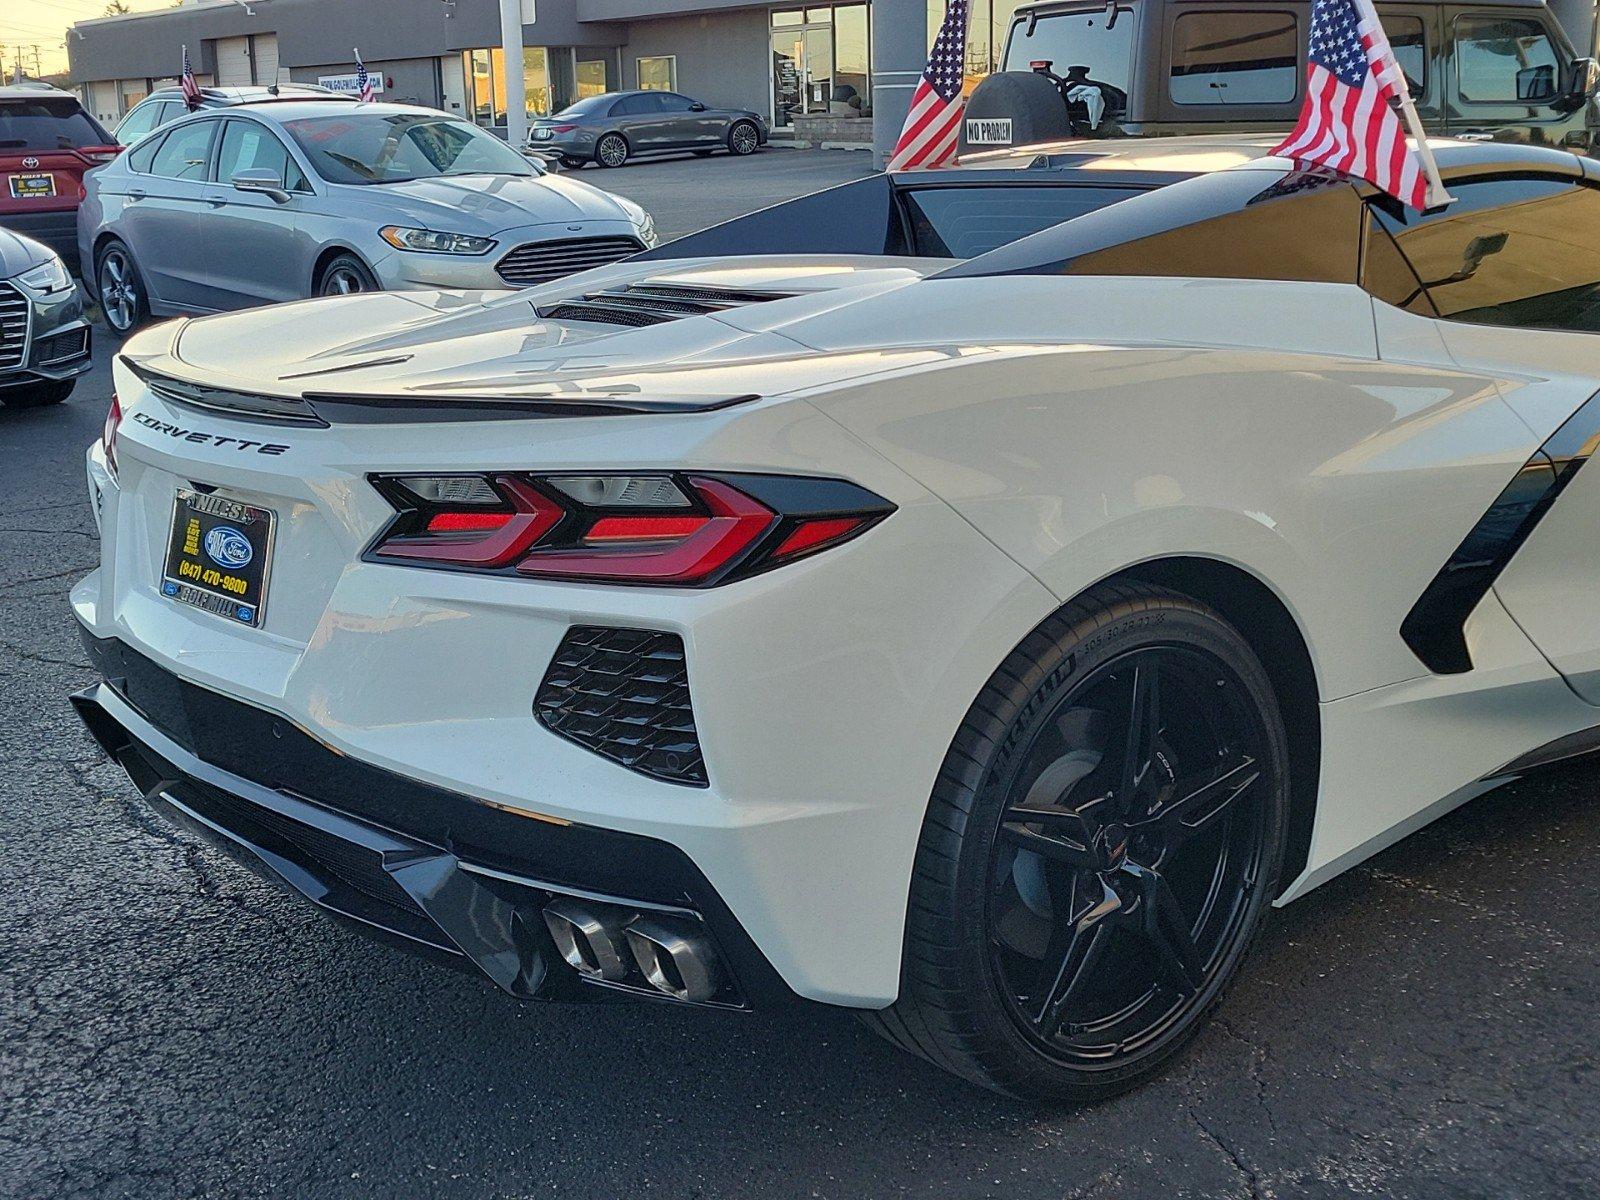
[282, 113, 536, 184]
[551, 95, 614, 119]
[1002, 8, 1135, 130]
[0, 98, 110, 151]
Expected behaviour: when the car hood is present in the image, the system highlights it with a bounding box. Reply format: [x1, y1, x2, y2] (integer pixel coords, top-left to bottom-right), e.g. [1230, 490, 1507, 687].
[355, 171, 641, 235]
[122, 256, 948, 417]
[0, 226, 53, 279]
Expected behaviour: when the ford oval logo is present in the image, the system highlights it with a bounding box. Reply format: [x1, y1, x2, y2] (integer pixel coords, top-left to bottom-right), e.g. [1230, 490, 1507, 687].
[204, 526, 253, 570]
[21, 156, 38, 169]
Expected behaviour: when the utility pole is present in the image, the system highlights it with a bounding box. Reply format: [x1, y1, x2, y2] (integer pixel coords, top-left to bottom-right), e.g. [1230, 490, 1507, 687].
[29, 45, 41, 78]
[499, 0, 527, 149]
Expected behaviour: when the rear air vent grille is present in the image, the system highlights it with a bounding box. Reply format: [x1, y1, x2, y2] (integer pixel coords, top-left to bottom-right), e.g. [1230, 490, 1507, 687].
[535, 626, 707, 787]
[538, 282, 797, 329]
[496, 236, 646, 288]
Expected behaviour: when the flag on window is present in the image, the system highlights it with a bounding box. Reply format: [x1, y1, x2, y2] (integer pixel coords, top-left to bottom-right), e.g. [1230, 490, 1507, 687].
[180, 45, 201, 111]
[887, 0, 970, 172]
[1273, 0, 1450, 210]
[355, 49, 375, 103]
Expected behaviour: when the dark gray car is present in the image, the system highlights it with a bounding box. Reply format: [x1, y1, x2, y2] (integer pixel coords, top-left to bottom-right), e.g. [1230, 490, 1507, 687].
[529, 91, 767, 169]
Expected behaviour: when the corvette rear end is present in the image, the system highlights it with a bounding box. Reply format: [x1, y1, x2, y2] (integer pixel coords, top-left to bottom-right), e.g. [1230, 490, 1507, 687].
[72, 258, 1051, 1010]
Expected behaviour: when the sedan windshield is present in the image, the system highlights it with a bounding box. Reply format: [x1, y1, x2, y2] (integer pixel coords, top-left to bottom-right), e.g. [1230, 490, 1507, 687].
[282, 113, 535, 184]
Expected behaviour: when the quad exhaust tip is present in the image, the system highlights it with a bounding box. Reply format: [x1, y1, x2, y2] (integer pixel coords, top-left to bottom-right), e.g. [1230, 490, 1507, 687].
[540, 899, 723, 1004]
[542, 897, 633, 982]
[624, 915, 721, 1004]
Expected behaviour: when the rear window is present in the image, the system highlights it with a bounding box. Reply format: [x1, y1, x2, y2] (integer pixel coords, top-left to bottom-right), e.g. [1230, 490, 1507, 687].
[553, 95, 614, 118]
[1169, 10, 1300, 105]
[1001, 8, 1135, 129]
[0, 97, 110, 152]
[901, 184, 1146, 257]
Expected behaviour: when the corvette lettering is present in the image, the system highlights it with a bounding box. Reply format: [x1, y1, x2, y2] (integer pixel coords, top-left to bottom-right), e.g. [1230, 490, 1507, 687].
[129, 411, 289, 455]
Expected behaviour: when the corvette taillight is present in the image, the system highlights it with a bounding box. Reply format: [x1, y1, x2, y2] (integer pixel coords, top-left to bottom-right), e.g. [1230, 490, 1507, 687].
[102, 394, 122, 479]
[367, 472, 893, 587]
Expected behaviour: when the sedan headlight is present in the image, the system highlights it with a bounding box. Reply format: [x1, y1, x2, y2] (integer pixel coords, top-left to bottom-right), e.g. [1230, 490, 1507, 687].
[14, 255, 73, 296]
[619, 200, 659, 248]
[379, 226, 498, 256]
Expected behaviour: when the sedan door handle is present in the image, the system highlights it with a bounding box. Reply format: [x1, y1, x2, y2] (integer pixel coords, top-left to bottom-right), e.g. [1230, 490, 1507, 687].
[126, 188, 147, 200]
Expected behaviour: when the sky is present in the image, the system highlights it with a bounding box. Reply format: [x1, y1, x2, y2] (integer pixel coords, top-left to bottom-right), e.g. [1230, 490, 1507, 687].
[4, 0, 176, 79]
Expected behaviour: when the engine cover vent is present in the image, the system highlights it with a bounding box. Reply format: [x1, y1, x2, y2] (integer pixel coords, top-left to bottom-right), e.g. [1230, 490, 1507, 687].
[538, 282, 797, 328]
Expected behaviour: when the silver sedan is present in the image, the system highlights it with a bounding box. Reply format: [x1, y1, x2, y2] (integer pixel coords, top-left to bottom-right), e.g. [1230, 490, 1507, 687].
[77, 99, 660, 333]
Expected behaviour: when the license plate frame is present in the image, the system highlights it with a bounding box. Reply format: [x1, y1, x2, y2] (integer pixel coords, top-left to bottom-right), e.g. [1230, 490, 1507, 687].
[8, 172, 57, 199]
[161, 488, 276, 628]
[533, 128, 553, 140]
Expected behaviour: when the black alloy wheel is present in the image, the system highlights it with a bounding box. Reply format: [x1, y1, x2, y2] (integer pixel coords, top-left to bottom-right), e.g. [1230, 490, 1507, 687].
[596, 133, 630, 168]
[869, 582, 1289, 1100]
[729, 121, 760, 156]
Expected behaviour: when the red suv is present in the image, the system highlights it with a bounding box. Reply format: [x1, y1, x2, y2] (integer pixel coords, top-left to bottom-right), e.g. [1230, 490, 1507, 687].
[1, 83, 119, 276]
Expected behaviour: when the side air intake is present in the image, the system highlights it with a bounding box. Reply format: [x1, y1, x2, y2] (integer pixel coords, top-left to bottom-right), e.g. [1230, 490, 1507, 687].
[535, 626, 707, 786]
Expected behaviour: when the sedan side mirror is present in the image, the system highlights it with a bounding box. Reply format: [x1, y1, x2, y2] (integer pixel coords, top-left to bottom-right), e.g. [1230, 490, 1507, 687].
[689, 101, 707, 112]
[1563, 57, 1600, 109]
[232, 168, 291, 204]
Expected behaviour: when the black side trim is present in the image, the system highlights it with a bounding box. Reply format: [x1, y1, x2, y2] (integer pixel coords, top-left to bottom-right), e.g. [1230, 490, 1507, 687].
[1402, 390, 1600, 674]
[1491, 723, 1600, 778]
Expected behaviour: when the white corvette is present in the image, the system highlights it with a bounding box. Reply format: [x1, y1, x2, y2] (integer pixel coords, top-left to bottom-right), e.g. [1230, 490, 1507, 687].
[72, 139, 1600, 1100]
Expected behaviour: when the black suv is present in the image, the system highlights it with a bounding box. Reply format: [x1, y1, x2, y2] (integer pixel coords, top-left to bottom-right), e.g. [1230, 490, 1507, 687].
[963, 0, 1600, 154]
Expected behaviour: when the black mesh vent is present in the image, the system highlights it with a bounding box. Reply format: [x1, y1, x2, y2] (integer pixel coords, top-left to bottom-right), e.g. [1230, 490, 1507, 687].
[535, 627, 707, 787]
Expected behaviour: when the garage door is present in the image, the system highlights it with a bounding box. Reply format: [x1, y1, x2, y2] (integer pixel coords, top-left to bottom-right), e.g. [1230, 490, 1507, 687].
[254, 34, 286, 86]
[215, 36, 252, 85]
[88, 80, 118, 125]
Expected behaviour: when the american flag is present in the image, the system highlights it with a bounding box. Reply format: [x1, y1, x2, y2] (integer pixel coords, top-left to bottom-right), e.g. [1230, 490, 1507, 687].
[887, 0, 969, 172]
[1273, 0, 1448, 210]
[355, 49, 374, 103]
[180, 45, 201, 111]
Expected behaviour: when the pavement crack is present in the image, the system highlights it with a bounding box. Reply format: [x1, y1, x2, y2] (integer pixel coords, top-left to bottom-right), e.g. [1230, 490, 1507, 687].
[1189, 1108, 1268, 1200]
[1213, 1016, 1280, 1138]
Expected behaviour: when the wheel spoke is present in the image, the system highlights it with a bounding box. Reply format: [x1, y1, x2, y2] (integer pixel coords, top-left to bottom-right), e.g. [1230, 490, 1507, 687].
[1125, 863, 1205, 996]
[1132, 753, 1259, 849]
[1119, 655, 1162, 808]
[1000, 823, 1098, 871]
[1035, 879, 1121, 1037]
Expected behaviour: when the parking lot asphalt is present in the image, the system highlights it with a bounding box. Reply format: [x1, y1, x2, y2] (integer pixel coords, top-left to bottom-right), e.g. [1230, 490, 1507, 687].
[4, 148, 1599, 1200]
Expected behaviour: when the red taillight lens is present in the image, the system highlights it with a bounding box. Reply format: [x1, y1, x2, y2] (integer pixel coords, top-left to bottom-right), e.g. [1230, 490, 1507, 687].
[102, 394, 122, 478]
[366, 473, 893, 587]
[82, 146, 122, 165]
[373, 477, 562, 567]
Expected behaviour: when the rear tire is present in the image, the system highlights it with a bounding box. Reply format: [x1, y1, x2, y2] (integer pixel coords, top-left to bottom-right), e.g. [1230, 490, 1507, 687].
[0, 378, 75, 408]
[728, 120, 760, 156]
[596, 133, 630, 168]
[865, 582, 1290, 1101]
[95, 240, 149, 334]
[317, 253, 379, 297]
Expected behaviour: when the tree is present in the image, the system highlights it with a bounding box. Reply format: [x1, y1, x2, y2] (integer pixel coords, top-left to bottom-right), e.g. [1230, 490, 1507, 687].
[104, 1, 131, 14]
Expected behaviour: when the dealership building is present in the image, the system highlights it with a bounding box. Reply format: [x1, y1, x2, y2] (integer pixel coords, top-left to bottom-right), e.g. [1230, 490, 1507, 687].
[68, 0, 1031, 159]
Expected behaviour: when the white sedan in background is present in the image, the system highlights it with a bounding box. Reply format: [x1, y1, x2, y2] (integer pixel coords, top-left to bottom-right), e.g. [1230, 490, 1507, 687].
[78, 98, 657, 333]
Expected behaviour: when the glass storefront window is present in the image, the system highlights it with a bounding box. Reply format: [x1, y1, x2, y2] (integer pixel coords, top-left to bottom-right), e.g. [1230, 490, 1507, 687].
[576, 58, 610, 99]
[770, 6, 871, 128]
[464, 46, 558, 126]
[928, 0, 1030, 81]
[637, 55, 677, 91]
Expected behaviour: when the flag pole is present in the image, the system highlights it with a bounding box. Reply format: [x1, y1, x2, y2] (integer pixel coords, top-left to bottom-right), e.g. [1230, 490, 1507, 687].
[1351, 0, 1452, 208]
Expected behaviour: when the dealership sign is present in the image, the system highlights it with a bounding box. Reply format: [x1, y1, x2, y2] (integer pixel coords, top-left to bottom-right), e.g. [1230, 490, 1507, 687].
[318, 71, 386, 95]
